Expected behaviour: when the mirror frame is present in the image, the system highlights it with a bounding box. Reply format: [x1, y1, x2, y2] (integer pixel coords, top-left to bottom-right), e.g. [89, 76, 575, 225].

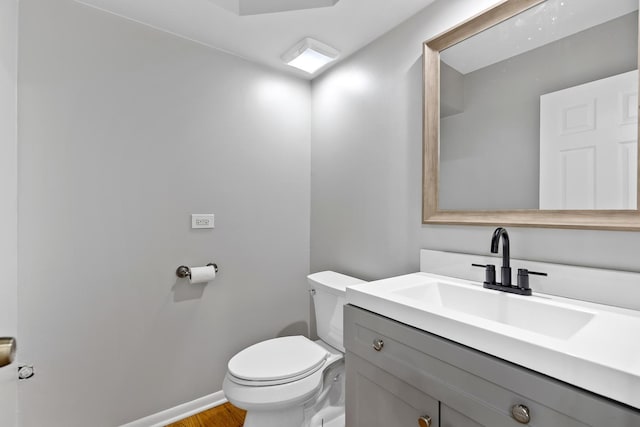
[423, 0, 640, 230]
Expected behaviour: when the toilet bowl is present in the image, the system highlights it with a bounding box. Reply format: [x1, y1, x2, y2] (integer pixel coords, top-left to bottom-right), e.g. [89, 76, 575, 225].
[222, 271, 365, 427]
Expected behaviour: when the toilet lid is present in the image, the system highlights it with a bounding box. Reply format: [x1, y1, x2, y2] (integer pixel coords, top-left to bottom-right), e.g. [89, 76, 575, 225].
[228, 336, 328, 383]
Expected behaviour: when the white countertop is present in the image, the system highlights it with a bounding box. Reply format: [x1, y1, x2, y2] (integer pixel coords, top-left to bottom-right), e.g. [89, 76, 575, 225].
[347, 272, 640, 409]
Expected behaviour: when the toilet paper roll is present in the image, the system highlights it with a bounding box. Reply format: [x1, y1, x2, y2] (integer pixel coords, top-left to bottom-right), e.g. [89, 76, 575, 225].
[189, 265, 216, 284]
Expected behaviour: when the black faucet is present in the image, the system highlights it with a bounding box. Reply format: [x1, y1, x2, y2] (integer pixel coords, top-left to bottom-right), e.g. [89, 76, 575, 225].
[472, 227, 547, 296]
[491, 227, 511, 287]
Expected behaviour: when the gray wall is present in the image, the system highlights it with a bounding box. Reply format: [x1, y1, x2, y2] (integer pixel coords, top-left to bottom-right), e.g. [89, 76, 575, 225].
[0, 1, 18, 425]
[311, 0, 640, 280]
[18, 0, 311, 426]
[440, 62, 463, 118]
[440, 12, 638, 210]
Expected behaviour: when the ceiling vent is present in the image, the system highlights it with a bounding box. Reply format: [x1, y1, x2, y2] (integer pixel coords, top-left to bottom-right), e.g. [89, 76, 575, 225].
[209, 0, 340, 16]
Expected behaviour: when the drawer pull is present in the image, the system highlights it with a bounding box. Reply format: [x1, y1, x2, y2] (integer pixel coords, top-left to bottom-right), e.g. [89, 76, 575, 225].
[511, 404, 531, 424]
[418, 415, 432, 427]
[372, 338, 384, 351]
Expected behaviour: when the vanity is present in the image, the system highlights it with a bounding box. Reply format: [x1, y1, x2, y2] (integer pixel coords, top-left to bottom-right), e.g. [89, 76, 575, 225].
[344, 304, 640, 426]
[343, 251, 640, 426]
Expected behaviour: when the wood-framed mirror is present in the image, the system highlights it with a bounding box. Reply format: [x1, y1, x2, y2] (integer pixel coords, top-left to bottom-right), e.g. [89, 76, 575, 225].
[423, 0, 640, 230]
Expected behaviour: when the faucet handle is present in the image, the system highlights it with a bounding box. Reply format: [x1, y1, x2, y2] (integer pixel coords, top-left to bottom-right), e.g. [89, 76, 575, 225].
[517, 268, 547, 290]
[472, 263, 496, 285]
[528, 270, 548, 277]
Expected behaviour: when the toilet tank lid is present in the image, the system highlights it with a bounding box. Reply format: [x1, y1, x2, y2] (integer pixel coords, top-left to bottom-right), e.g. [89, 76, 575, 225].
[307, 271, 365, 294]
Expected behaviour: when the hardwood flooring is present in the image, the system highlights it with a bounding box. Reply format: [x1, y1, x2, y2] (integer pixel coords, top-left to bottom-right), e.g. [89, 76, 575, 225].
[165, 402, 246, 427]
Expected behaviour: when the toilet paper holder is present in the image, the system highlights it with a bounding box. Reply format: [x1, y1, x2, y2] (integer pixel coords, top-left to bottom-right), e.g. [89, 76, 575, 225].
[176, 263, 219, 279]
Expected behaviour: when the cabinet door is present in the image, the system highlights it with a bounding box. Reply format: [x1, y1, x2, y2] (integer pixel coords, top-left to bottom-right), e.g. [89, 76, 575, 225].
[441, 405, 483, 427]
[346, 352, 439, 427]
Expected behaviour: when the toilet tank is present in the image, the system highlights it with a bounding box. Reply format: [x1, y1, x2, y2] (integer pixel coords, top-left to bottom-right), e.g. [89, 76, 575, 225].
[307, 271, 365, 352]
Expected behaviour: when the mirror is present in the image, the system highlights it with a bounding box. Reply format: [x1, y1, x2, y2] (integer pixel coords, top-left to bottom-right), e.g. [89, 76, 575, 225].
[423, 0, 640, 230]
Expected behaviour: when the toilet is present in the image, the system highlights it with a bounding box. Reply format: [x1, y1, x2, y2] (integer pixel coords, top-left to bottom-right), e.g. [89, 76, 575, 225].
[222, 271, 365, 427]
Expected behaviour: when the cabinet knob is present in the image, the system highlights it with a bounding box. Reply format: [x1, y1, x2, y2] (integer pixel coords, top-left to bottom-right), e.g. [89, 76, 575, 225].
[372, 338, 384, 351]
[511, 404, 531, 424]
[418, 415, 432, 427]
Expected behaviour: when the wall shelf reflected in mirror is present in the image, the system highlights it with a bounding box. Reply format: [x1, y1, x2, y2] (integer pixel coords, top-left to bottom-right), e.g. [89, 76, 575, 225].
[422, 0, 640, 230]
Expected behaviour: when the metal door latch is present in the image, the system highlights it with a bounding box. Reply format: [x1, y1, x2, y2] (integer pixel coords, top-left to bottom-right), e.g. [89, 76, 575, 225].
[18, 365, 35, 380]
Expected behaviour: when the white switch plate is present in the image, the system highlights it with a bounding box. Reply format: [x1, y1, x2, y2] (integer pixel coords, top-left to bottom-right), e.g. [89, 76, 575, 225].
[191, 214, 215, 229]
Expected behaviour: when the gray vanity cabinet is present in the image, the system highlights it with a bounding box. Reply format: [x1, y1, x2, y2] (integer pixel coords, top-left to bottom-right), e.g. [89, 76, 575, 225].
[344, 304, 640, 427]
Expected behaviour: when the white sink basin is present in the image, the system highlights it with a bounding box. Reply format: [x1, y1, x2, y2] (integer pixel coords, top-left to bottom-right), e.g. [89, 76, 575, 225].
[392, 281, 595, 340]
[346, 272, 640, 409]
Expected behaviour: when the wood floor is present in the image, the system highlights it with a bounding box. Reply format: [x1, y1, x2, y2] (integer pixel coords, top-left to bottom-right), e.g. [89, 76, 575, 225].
[166, 403, 246, 427]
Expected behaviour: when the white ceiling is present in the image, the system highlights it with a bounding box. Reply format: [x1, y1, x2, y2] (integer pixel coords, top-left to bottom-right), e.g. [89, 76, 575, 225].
[76, 0, 437, 79]
[208, 0, 340, 16]
[441, 0, 639, 74]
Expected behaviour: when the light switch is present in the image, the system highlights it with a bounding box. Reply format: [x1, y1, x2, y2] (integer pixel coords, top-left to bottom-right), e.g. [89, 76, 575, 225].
[192, 214, 215, 229]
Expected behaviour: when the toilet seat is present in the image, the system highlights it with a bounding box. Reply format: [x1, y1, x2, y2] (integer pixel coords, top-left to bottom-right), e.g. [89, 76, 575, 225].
[227, 336, 328, 387]
[223, 339, 344, 411]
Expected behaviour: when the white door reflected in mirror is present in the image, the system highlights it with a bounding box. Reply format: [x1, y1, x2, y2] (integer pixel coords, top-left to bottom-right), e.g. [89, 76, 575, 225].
[540, 70, 638, 210]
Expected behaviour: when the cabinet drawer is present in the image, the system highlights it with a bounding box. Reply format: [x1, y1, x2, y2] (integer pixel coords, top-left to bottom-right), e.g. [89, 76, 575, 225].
[346, 352, 439, 427]
[345, 304, 640, 427]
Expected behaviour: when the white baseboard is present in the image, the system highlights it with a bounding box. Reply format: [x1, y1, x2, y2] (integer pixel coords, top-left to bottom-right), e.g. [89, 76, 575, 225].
[120, 390, 227, 427]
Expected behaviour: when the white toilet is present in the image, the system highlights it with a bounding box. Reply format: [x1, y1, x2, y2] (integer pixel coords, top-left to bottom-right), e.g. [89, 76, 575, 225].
[222, 271, 365, 427]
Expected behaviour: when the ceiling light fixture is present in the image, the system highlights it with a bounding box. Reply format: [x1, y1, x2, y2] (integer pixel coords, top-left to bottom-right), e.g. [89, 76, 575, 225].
[282, 38, 339, 74]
